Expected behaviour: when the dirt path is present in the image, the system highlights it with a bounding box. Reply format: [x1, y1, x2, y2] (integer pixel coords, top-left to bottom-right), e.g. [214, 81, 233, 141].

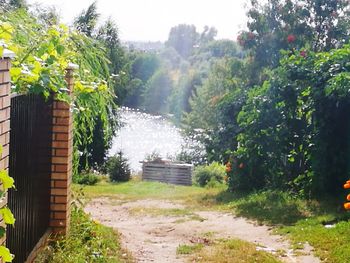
[85, 198, 320, 263]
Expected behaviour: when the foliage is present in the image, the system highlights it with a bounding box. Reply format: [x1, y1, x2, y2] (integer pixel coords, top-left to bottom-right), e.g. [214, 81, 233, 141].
[174, 139, 207, 165]
[35, 207, 132, 263]
[183, 57, 246, 162]
[73, 170, 100, 185]
[105, 152, 131, 182]
[144, 151, 162, 162]
[122, 51, 160, 108]
[74, 1, 99, 37]
[240, 0, 350, 68]
[193, 162, 226, 187]
[228, 45, 350, 196]
[166, 24, 199, 58]
[0, 168, 15, 262]
[142, 69, 172, 113]
[0, 5, 124, 174]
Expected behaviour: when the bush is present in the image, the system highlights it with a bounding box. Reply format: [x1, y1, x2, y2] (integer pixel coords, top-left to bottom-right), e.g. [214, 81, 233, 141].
[105, 152, 131, 182]
[193, 162, 226, 187]
[73, 170, 100, 185]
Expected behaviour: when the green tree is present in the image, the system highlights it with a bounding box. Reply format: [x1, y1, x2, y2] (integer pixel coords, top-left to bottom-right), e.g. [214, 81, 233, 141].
[166, 24, 199, 58]
[143, 70, 172, 113]
[240, 0, 350, 69]
[199, 26, 217, 46]
[74, 1, 99, 37]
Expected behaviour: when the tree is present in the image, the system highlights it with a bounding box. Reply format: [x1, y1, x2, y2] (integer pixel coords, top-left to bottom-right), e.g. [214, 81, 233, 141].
[131, 52, 160, 82]
[240, 0, 350, 68]
[97, 18, 125, 74]
[9, 0, 25, 8]
[143, 70, 172, 113]
[74, 1, 99, 37]
[168, 70, 202, 121]
[199, 26, 217, 45]
[166, 24, 199, 58]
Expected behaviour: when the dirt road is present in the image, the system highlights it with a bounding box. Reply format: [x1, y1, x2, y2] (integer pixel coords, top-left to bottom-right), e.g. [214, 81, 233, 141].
[85, 198, 320, 263]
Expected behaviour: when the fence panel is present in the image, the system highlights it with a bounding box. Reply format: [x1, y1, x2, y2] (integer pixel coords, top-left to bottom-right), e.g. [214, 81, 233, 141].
[142, 162, 193, 186]
[7, 94, 53, 263]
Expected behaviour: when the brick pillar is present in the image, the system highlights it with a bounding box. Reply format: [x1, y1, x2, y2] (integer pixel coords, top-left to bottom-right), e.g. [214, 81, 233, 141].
[50, 64, 76, 234]
[0, 51, 14, 248]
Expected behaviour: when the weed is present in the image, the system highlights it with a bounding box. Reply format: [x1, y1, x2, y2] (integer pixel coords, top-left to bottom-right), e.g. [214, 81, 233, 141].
[35, 208, 132, 263]
[176, 244, 203, 255]
[189, 239, 281, 263]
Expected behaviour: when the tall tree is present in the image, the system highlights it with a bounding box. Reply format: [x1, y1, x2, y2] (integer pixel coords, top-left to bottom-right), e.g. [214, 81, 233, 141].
[166, 24, 199, 58]
[199, 26, 217, 45]
[143, 70, 172, 113]
[74, 1, 99, 37]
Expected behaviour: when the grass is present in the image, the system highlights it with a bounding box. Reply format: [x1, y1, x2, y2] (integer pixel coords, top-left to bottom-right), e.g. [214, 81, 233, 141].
[81, 180, 350, 263]
[35, 207, 132, 263]
[177, 244, 204, 255]
[220, 191, 350, 263]
[277, 215, 350, 262]
[186, 239, 282, 263]
[79, 179, 225, 208]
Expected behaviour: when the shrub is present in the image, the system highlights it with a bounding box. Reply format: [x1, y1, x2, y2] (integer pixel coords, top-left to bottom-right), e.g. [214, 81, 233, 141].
[73, 170, 100, 185]
[105, 152, 131, 182]
[145, 151, 162, 162]
[193, 162, 226, 187]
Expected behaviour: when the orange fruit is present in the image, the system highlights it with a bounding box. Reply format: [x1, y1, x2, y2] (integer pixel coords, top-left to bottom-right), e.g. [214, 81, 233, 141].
[344, 183, 350, 189]
[347, 194, 350, 201]
[344, 202, 350, 210]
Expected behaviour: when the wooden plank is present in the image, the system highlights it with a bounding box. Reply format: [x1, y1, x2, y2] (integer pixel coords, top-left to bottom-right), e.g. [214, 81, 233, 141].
[142, 162, 193, 186]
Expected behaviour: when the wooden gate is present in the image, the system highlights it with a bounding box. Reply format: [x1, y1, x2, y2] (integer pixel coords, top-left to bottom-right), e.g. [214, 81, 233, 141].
[7, 94, 53, 263]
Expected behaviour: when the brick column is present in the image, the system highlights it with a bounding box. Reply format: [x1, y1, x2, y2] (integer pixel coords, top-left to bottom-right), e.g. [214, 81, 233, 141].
[50, 64, 77, 234]
[0, 51, 14, 248]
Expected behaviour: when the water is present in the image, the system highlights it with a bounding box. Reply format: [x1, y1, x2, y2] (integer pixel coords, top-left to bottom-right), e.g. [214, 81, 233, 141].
[109, 107, 186, 172]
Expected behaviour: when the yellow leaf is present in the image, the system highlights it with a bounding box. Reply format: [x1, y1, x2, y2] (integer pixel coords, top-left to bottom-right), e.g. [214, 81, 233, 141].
[0, 170, 14, 191]
[0, 246, 13, 262]
[9, 68, 21, 80]
[0, 207, 15, 225]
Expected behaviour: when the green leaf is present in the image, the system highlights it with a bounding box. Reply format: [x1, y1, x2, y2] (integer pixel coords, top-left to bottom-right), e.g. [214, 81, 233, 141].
[0, 245, 13, 262]
[0, 207, 15, 225]
[0, 170, 14, 191]
[0, 226, 5, 238]
[0, 46, 3, 58]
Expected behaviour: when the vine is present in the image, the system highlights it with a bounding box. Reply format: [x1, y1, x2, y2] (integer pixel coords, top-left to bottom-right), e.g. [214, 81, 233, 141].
[0, 20, 15, 263]
[0, 7, 118, 262]
[0, 145, 15, 262]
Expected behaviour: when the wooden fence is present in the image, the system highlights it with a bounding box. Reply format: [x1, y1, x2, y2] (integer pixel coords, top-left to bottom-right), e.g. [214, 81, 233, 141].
[142, 161, 193, 186]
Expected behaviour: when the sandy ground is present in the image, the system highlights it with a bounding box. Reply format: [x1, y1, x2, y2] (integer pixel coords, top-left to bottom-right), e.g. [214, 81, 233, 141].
[85, 198, 320, 263]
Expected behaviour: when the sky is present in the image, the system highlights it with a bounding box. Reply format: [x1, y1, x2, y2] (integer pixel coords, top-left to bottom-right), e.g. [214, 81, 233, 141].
[26, 0, 248, 42]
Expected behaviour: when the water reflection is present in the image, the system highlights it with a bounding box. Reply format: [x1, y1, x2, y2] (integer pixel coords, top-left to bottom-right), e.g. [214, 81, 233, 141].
[109, 107, 185, 172]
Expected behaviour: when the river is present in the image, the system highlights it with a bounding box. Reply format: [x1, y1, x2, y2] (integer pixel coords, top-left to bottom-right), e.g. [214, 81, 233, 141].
[109, 107, 189, 172]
